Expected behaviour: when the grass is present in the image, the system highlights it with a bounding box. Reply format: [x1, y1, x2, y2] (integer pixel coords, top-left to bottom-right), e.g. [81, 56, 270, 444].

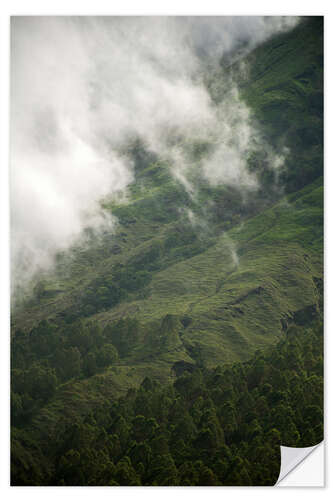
[16, 175, 322, 380]
[11, 18, 323, 440]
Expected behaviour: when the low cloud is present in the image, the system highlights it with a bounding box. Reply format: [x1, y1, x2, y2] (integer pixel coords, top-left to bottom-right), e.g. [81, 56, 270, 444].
[10, 16, 299, 291]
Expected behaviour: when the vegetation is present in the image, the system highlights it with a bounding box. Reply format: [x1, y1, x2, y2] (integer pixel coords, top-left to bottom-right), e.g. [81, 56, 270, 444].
[11, 317, 323, 485]
[241, 16, 323, 193]
[11, 18, 323, 486]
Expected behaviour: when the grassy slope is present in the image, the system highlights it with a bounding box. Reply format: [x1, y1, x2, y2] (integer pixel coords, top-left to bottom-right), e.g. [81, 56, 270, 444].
[240, 17, 323, 191]
[19, 178, 323, 446]
[91, 177, 323, 361]
[12, 18, 323, 437]
[236, 17, 322, 125]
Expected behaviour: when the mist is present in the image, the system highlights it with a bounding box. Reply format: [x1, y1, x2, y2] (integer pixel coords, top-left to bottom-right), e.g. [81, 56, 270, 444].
[10, 16, 299, 291]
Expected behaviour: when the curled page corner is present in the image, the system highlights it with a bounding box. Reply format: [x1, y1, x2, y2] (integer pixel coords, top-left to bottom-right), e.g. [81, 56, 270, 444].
[276, 442, 323, 485]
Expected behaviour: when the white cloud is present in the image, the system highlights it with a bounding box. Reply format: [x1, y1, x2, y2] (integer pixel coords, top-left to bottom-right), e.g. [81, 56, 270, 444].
[10, 16, 299, 290]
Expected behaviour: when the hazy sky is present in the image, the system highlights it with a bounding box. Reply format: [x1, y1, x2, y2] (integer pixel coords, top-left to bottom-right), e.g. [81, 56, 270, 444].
[10, 16, 299, 289]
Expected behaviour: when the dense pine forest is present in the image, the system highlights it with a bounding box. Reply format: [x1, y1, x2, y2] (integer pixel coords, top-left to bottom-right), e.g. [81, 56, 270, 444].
[11, 17, 323, 485]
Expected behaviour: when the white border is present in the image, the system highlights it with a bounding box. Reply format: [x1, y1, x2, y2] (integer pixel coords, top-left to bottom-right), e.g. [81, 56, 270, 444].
[1, 1, 332, 498]
[278, 442, 325, 486]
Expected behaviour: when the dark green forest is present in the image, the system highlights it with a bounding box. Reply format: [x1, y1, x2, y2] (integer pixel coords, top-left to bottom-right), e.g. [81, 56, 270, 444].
[12, 316, 323, 485]
[11, 17, 323, 486]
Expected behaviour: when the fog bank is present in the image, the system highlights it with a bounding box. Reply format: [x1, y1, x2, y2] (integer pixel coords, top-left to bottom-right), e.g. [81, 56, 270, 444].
[10, 16, 299, 290]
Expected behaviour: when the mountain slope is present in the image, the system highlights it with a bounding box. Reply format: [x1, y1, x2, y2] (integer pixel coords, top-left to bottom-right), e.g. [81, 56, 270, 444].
[11, 16, 323, 397]
[11, 17, 323, 486]
[11, 176, 323, 445]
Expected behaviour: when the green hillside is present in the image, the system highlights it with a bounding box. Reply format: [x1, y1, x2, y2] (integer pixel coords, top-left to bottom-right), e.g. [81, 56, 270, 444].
[241, 16, 323, 192]
[11, 18, 323, 486]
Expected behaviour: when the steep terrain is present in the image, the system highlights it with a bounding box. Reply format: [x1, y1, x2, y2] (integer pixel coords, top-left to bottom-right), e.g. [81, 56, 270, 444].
[11, 18, 323, 485]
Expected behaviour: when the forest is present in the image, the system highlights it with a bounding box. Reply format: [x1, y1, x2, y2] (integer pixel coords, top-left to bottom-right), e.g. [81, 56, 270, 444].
[11, 17, 323, 486]
[11, 313, 323, 485]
